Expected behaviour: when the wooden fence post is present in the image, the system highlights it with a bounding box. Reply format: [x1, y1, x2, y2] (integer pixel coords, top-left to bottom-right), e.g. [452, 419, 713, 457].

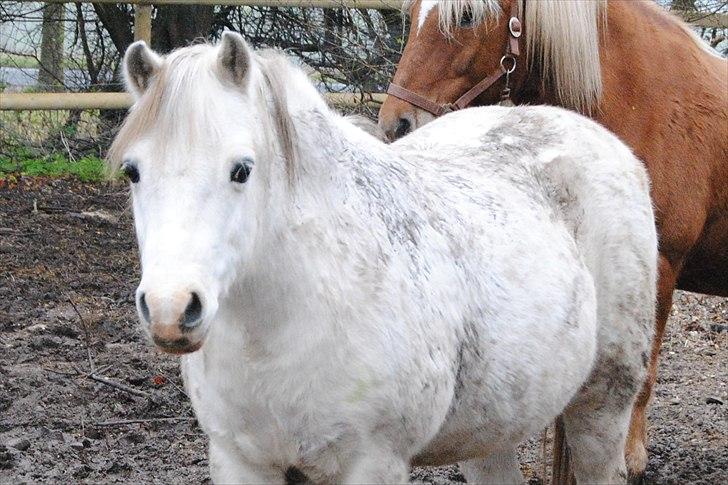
[134, 3, 153, 43]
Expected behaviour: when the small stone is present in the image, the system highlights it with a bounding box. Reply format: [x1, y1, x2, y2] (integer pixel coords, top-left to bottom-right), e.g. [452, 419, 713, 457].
[709, 323, 728, 333]
[0, 446, 14, 469]
[124, 431, 146, 444]
[127, 375, 147, 385]
[705, 396, 724, 405]
[72, 464, 91, 479]
[670, 398, 681, 405]
[7, 438, 30, 451]
[69, 441, 84, 451]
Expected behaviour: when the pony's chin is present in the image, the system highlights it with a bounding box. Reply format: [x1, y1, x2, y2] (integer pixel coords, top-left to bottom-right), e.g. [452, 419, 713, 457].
[152, 334, 205, 355]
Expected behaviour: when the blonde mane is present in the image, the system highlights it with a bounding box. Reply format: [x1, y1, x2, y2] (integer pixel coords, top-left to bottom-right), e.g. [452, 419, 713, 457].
[404, 0, 606, 113]
[524, 0, 606, 113]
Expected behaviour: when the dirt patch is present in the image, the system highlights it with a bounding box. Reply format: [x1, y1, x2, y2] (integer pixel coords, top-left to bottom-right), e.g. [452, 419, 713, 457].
[1, 179, 726, 483]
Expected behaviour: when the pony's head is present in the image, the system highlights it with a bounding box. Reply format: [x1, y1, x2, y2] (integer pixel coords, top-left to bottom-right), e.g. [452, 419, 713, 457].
[109, 33, 302, 354]
[379, 0, 604, 140]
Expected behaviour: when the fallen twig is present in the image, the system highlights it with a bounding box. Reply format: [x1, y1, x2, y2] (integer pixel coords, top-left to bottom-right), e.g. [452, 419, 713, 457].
[89, 373, 150, 398]
[541, 427, 548, 484]
[68, 298, 95, 373]
[94, 417, 194, 427]
[42, 366, 78, 377]
[69, 363, 113, 379]
[35, 204, 74, 213]
[0, 227, 34, 237]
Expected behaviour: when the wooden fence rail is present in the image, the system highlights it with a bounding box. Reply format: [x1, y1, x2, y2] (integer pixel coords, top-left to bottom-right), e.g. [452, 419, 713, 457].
[0, 92, 387, 110]
[1, 0, 726, 111]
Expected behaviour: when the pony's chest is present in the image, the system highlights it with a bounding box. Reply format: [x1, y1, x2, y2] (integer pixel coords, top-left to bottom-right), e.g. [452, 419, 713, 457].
[180, 349, 364, 468]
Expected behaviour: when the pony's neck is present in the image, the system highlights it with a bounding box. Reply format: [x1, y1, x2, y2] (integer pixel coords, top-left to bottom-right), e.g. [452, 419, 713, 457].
[226, 71, 394, 350]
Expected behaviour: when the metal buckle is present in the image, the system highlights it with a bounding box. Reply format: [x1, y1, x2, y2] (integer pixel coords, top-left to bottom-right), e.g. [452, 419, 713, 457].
[509, 17, 522, 38]
[440, 103, 457, 114]
[500, 55, 517, 74]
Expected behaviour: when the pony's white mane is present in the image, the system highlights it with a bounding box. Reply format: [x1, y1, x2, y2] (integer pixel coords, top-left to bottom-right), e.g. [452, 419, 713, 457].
[405, 0, 606, 113]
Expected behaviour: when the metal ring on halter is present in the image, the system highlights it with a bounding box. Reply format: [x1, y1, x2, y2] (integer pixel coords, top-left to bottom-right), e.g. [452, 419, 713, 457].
[509, 17, 522, 38]
[500, 55, 517, 74]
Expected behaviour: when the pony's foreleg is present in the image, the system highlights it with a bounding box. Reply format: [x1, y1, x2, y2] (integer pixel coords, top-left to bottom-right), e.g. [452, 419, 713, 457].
[341, 442, 409, 484]
[209, 440, 284, 484]
[562, 403, 633, 484]
[459, 447, 523, 484]
[625, 256, 677, 483]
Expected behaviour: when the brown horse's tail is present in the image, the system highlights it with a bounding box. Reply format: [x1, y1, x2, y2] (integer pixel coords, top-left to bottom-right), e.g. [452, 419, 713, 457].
[551, 416, 576, 485]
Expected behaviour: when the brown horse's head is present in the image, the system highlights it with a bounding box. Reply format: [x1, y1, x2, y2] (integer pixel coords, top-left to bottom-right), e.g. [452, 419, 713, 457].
[379, 0, 605, 141]
[379, 0, 524, 140]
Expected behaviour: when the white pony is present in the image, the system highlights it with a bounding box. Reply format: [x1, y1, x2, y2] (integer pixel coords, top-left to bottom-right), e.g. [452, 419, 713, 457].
[110, 32, 657, 484]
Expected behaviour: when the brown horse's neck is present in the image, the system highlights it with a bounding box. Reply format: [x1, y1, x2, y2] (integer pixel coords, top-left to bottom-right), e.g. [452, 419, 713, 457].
[513, 0, 727, 132]
[596, 0, 726, 149]
[510, 0, 727, 295]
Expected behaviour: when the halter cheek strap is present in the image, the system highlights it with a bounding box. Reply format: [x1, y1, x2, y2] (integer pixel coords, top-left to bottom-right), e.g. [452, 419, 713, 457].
[387, 0, 523, 116]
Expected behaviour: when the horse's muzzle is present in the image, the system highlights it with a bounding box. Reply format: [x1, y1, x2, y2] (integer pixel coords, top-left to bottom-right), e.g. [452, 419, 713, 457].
[137, 289, 209, 355]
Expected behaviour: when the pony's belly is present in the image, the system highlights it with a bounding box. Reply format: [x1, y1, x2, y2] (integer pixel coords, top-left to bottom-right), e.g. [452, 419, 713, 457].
[413, 364, 591, 468]
[414, 298, 598, 465]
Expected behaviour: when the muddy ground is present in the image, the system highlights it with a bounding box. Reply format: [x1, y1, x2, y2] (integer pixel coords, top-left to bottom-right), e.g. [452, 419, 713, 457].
[1, 178, 726, 484]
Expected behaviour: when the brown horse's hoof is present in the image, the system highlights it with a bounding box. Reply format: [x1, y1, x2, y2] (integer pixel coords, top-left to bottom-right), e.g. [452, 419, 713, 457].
[628, 471, 647, 485]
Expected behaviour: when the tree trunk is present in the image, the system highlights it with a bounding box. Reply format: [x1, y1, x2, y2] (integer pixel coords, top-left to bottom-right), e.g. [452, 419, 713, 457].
[152, 5, 214, 53]
[38, 3, 65, 91]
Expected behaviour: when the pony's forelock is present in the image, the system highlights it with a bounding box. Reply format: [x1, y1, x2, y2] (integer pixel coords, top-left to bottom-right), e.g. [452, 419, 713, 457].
[107, 43, 300, 181]
[107, 44, 221, 173]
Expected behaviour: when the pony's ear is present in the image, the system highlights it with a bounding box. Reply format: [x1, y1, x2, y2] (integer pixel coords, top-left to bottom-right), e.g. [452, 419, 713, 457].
[217, 31, 252, 87]
[123, 41, 162, 99]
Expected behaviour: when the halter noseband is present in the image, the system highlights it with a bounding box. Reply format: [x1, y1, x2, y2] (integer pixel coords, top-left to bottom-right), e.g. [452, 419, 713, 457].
[387, 0, 523, 116]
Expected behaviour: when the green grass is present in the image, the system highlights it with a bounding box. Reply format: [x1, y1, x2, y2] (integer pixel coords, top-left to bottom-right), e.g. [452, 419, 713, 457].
[0, 149, 107, 182]
[0, 53, 89, 69]
[0, 53, 39, 69]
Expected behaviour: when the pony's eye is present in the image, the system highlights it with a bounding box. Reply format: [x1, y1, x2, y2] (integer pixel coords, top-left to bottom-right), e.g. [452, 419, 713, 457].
[121, 160, 140, 183]
[230, 158, 254, 184]
[459, 7, 475, 28]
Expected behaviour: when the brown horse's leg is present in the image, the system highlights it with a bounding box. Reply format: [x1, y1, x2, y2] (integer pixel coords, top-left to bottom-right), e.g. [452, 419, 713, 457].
[552, 416, 575, 485]
[625, 255, 677, 483]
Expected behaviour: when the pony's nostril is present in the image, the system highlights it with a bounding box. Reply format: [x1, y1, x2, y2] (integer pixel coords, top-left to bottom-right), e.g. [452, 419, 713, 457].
[395, 117, 412, 139]
[181, 292, 203, 329]
[139, 293, 151, 323]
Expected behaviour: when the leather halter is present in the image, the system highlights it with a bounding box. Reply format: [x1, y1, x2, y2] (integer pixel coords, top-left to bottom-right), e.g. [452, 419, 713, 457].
[387, 0, 523, 116]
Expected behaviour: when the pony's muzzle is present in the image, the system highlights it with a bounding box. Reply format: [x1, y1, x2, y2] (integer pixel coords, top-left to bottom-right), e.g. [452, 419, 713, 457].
[137, 289, 208, 355]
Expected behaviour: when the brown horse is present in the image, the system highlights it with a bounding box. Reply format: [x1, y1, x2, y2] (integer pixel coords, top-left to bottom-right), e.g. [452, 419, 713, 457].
[378, 0, 728, 482]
